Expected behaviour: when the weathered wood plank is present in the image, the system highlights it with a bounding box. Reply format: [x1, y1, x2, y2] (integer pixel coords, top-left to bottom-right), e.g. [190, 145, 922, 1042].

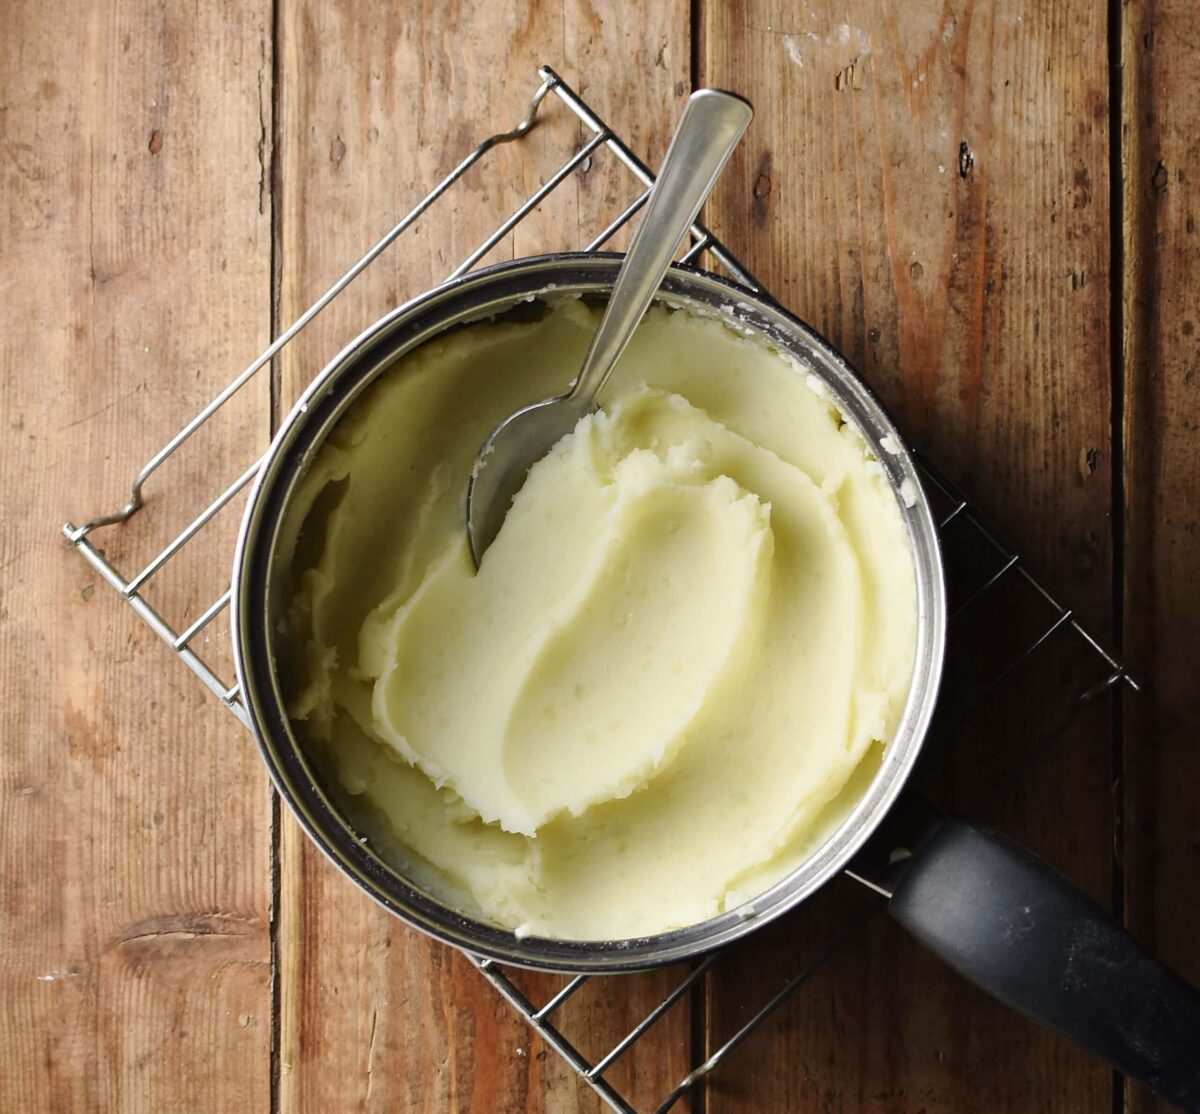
[702, 2, 1116, 1109]
[1121, 3, 1200, 1111]
[272, 7, 693, 1111]
[0, 0, 274, 1110]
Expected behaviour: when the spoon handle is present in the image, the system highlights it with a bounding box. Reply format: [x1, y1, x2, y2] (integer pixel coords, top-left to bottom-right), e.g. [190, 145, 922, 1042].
[568, 88, 753, 405]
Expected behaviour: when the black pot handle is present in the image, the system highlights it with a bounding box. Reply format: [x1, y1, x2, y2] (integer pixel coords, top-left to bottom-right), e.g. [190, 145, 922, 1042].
[889, 820, 1200, 1112]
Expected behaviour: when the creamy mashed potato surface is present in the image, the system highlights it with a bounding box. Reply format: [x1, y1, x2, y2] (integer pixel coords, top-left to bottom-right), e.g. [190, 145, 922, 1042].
[280, 299, 917, 939]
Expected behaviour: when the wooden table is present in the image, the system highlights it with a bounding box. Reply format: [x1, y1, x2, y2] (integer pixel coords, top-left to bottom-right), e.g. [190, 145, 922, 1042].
[5, 1, 1198, 1110]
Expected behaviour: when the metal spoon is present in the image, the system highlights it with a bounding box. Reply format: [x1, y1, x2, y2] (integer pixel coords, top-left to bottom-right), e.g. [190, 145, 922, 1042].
[465, 88, 753, 566]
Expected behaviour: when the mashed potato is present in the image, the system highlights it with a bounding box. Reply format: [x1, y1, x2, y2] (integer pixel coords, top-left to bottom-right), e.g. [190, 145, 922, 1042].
[279, 299, 916, 939]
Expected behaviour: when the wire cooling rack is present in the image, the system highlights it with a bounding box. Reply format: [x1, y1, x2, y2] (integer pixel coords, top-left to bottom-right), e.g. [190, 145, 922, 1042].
[63, 65, 1136, 1113]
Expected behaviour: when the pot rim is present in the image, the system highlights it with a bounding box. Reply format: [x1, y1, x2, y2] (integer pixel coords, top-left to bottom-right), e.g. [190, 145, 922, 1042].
[231, 252, 947, 972]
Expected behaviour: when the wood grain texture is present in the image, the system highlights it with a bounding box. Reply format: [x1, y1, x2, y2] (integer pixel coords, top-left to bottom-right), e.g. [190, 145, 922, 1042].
[0, 0, 273, 1110]
[8, 0, 1200, 1110]
[1121, 3, 1200, 1112]
[702, 2, 1116, 1109]
[271, 6, 693, 1111]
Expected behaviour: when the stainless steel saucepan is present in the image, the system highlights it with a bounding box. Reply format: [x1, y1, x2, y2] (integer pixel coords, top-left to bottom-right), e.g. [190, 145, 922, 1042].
[231, 254, 1200, 1110]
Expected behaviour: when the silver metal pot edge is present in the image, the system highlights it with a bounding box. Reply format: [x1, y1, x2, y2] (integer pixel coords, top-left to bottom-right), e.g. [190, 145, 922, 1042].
[231, 252, 948, 973]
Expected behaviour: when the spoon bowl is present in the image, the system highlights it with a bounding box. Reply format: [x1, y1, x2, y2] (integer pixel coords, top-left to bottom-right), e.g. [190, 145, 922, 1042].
[466, 392, 593, 563]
